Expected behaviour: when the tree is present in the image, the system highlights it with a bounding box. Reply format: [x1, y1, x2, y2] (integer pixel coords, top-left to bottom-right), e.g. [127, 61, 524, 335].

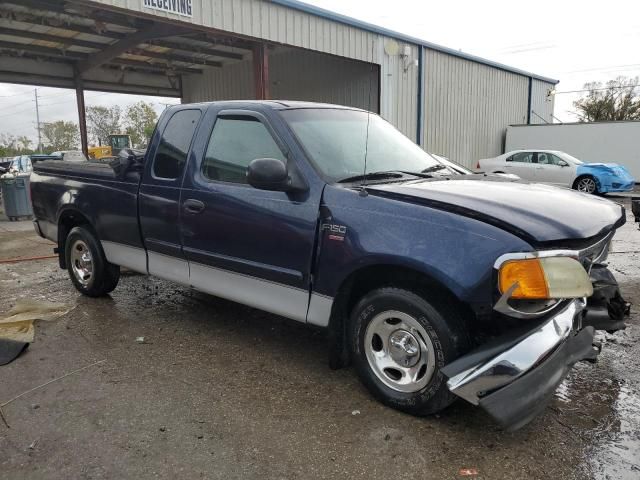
[0, 133, 35, 156]
[17, 135, 32, 152]
[41, 121, 80, 151]
[86, 105, 122, 146]
[124, 101, 158, 148]
[573, 76, 640, 122]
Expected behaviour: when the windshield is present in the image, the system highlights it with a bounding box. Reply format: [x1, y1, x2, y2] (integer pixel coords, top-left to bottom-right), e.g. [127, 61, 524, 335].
[560, 152, 583, 165]
[281, 109, 442, 182]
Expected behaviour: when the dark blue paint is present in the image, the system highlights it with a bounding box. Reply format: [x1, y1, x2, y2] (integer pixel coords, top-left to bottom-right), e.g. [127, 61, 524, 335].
[31, 101, 625, 323]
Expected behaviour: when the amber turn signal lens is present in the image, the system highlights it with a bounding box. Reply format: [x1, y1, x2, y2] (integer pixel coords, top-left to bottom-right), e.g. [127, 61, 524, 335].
[498, 258, 549, 299]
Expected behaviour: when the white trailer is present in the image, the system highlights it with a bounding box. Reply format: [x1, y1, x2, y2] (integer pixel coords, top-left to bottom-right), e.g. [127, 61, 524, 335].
[505, 121, 640, 180]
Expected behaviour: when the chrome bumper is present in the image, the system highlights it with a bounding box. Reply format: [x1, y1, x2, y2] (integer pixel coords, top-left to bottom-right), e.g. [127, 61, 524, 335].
[445, 299, 584, 406]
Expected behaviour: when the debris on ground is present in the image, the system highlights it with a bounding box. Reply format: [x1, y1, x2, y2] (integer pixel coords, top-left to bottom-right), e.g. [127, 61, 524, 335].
[458, 467, 479, 476]
[351, 410, 360, 416]
[0, 359, 106, 428]
[0, 299, 73, 365]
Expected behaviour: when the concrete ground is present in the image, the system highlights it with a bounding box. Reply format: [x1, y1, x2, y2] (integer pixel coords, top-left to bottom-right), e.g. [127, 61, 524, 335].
[0, 196, 639, 480]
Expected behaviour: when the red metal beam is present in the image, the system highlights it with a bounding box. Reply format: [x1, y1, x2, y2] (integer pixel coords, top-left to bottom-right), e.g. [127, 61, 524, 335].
[253, 43, 269, 100]
[74, 65, 88, 157]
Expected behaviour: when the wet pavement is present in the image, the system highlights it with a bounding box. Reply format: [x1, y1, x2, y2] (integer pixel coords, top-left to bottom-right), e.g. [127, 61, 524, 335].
[0, 197, 639, 479]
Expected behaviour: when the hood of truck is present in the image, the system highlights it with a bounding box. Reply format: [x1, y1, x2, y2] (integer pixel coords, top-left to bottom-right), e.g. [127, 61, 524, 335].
[366, 176, 625, 244]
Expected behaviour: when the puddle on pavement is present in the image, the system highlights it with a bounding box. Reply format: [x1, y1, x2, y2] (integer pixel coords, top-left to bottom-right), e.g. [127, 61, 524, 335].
[554, 341, 640, 479]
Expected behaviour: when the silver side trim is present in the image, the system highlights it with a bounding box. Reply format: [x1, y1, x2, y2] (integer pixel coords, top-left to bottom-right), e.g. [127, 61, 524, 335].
[307, 293, 334, 327]
[148, 250, 189, 285]
[102, 241, 148, 274]
[447, 299, 583, 405]
[190, 262, 310, 323]
[100, 241, 336, 326]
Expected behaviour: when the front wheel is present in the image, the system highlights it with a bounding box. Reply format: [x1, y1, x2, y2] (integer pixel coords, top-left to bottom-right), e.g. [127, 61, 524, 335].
[350, 287, 469, 416]
[573, 175, 598, 194]
[65, 226, 120, 297]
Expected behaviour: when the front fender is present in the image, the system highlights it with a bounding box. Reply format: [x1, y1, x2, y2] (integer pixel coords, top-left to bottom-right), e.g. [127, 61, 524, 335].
[314, 186, 532, 304]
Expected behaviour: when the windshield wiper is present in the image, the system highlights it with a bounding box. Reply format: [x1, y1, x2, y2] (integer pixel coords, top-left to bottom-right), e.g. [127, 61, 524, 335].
[337, 171, 407, 183]
[421, 164, 448, 173]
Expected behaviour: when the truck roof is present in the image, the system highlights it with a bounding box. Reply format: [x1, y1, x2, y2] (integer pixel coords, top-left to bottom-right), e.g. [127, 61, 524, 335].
[169, 100, 367, 112]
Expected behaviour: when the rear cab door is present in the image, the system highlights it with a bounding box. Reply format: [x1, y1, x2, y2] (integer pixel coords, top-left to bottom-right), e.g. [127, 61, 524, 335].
[505, 151, 537, 180]
[179, 104, 327, 323]
[139, 106, 204, 283]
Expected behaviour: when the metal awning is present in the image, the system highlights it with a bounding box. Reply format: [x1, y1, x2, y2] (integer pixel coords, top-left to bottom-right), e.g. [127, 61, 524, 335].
[0, 0, 254, 97]
[0, 0, 261, 155]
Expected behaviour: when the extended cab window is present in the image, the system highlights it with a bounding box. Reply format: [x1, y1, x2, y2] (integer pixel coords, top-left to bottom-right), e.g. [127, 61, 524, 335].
[153, 109, 201, 179]
[508, 152, 534, 163]
[202, 116, 286, 184]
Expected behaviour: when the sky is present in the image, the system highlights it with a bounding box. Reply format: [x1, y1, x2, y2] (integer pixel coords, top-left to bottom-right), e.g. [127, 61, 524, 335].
[2, 0, 640, 146]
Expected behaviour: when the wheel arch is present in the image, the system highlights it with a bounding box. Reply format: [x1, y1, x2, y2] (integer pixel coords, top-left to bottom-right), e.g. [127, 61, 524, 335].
[572, 174, 600, 192]
[327, 262, 473, 370]
[56, 207, 98, 268]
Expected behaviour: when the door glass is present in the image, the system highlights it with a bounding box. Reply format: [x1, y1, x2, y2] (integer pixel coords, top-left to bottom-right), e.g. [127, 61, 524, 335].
[537, 153, 551, 165]
[202, 116, 286, 184]
[152, 109, 202, 179]
[548, 154, 565, 166]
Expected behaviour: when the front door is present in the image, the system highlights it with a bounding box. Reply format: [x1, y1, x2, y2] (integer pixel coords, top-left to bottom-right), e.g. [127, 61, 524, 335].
[534, 152, 576, 187]
[180, 107, 323, 322]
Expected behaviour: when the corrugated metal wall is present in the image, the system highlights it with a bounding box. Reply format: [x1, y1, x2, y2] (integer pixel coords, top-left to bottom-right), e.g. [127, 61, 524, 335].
[530, 78, 556, 124]
[182, 46, 379, 111]
[422, 48, 530, 167]
[89, 0, 418, 139]
[92, 0, 553, 155]
[270, 48, 380, 112]
[182, 60, 254, 101]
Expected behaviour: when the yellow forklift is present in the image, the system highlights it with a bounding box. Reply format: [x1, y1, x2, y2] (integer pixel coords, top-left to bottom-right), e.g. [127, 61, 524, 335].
[88, 134, 132, 160]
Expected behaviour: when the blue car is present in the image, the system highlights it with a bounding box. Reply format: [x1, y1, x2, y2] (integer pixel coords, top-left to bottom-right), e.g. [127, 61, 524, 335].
[575, 162, 635, 194]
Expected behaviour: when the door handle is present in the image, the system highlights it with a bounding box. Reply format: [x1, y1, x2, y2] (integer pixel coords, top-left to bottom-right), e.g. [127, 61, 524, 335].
[183, 199, 205, 214]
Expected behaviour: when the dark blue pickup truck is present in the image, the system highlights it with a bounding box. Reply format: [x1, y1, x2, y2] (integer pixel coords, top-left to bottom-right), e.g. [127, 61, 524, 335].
[30, 101, 628, 430]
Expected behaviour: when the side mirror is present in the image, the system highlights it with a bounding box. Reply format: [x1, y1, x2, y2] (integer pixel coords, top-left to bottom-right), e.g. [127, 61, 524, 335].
[558, 160, 569, 167]
[247, 158, 294, 192]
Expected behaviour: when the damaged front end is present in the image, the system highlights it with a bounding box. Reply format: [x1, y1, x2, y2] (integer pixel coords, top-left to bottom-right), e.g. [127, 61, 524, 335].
[442, 235, 630, 431]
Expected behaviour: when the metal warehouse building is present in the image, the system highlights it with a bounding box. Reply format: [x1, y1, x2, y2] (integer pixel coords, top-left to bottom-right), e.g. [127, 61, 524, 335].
[0, 0, 558, 167]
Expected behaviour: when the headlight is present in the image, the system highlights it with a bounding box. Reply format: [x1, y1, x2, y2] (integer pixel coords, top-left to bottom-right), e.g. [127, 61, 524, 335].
[498, 257, 593, 299]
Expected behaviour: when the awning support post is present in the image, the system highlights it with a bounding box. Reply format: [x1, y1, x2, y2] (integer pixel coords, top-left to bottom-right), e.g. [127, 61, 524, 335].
[74, 65, 88, 158]
[253, 43, 269, 100]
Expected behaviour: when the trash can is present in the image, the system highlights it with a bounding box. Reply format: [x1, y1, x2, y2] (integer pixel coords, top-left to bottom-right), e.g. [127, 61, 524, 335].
[0, 174, 33, 221]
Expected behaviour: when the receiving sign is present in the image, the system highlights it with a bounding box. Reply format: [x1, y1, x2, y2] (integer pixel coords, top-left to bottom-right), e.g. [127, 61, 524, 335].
[142, 0, 193, 17]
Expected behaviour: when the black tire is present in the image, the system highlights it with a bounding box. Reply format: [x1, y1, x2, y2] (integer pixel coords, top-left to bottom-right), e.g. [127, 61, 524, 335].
[573, 175, 599, 195]
[65, 226, 120, 297]
[350, 287, 469, 416]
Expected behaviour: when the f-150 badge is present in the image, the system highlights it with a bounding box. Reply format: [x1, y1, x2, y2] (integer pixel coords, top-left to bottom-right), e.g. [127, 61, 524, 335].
[321, 223, 346, 241]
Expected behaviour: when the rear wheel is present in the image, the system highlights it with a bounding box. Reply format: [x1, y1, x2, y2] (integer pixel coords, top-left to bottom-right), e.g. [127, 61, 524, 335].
[65, 226, 120, 296]
[350, 287, 469, 416]
[573, 175, 598, 194]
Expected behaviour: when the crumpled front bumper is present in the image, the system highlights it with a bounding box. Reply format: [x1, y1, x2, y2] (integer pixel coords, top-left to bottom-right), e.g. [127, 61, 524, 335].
[442, 300, 596, 431]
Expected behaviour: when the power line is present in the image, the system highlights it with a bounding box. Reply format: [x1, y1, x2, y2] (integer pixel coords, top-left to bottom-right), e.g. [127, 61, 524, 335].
[555, 84, 640, 95]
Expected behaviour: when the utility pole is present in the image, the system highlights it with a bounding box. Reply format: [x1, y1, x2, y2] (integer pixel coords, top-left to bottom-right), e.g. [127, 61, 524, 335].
[34, 88, 42, 153]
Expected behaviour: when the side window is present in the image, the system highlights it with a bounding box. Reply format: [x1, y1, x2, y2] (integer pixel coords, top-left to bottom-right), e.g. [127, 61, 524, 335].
[549, 154, 565, 166]
[537, 152, 550, 165]
[153, 109, 202, 179]
[202, 116, 286, 184]
[510, 152, 533, 163]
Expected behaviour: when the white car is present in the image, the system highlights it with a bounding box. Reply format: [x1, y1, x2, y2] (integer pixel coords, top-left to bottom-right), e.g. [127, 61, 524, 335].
[478, 149, 635, 194]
